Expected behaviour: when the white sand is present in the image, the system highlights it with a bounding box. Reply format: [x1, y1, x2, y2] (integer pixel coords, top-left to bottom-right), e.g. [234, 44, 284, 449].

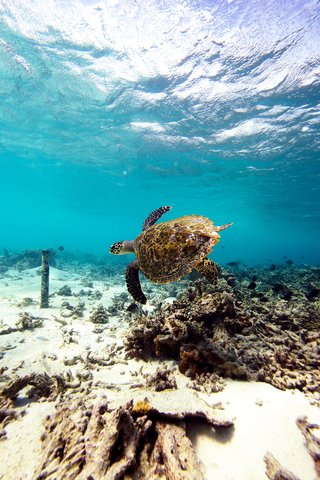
[191, 381, 319, 480]
[0, 267, 318, 480]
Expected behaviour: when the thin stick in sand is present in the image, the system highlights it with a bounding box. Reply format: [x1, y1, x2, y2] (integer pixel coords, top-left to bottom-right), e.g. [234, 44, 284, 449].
[40, 250, 50, 308]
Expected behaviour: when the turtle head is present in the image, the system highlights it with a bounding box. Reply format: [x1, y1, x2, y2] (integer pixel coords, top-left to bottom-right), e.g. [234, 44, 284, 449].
[109, 240, 135, 255]
[109, 241, 124, 255]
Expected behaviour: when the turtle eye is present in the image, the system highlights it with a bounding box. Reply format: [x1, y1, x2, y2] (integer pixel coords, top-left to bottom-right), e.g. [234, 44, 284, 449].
[109, 242, 123, 255]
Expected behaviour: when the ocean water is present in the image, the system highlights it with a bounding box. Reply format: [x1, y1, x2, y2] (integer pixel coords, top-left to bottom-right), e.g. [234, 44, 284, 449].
[1, 4, 320, 478]
[0, 0, 319, 267]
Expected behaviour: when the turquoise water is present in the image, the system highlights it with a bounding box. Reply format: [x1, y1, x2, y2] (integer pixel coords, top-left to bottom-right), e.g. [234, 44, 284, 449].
[0, 0, 319, 266]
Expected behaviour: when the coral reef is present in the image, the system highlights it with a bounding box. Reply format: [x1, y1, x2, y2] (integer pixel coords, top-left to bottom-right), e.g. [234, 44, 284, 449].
[125, 266, 320, 401]
[0, 249, 57, 270]
[144, 367, 177, 391]
[1, 258, 319, 478]
[17, 297, 36, 307]
[187, 372, 226, 394]
[89, 304, 109, 324]
[60, 301, 85, 319]
[57, 285, 73, 296]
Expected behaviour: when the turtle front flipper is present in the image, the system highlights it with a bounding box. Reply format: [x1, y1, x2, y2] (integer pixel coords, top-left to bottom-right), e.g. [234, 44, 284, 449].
[142, 205, 172, 231]
[126, 260, 147, 304]
[195, 258, 218, 285]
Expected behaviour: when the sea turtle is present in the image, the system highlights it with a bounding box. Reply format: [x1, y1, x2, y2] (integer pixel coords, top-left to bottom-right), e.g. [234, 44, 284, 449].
[109, 206, 232, 304]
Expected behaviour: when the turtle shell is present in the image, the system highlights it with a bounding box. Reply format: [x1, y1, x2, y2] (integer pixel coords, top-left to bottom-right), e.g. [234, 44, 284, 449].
[133, 215, 220, 284]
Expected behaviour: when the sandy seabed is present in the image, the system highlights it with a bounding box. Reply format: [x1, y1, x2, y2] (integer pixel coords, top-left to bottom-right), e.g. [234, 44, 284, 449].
[0, 265, 319, 480]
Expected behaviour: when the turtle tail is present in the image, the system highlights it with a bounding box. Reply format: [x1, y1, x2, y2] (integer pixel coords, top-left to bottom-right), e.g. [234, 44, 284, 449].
[214, 222, 233, 232]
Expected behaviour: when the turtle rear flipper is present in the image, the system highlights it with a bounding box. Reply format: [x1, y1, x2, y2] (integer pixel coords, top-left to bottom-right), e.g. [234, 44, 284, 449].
[126, 260, 147, 304]
[195, 258, 218, 285]
[142, 206, 172, 231]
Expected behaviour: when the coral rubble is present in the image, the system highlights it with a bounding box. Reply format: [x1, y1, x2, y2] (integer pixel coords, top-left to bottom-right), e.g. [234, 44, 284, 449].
[89, 304, 109, 324]
[144, 366, 177, 391]
[264, 452, 301, 480]
[35, 390, 232, 480]
[125, 266, 320, 402]
[0, 313, 43, 335]
[0, 373, 58, 431]
[296, 416, 320, 477]
[264, 417, 320, 480]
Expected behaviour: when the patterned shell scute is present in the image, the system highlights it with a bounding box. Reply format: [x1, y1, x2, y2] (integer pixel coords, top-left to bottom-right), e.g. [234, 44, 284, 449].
[134, 215, 219, 284]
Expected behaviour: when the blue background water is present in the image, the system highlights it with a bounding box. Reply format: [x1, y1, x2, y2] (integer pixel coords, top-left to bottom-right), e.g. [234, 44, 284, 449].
[0, 0, 319, 266]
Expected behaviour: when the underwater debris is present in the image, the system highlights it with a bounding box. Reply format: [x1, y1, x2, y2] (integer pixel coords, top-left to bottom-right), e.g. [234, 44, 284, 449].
[85, 343, 127, 369]
[126, 288, 247, 374]
[36, 390, 232, 480]
[129, 388, 233, 427]
[86, 351, 115, 368]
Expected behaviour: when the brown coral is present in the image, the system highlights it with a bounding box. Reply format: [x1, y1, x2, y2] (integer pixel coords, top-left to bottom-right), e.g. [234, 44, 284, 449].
[124, 266, 320, 401]
[296, 416, 320, 477]
[0, 373, 58, 429]
[36, 393, 233, 480]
